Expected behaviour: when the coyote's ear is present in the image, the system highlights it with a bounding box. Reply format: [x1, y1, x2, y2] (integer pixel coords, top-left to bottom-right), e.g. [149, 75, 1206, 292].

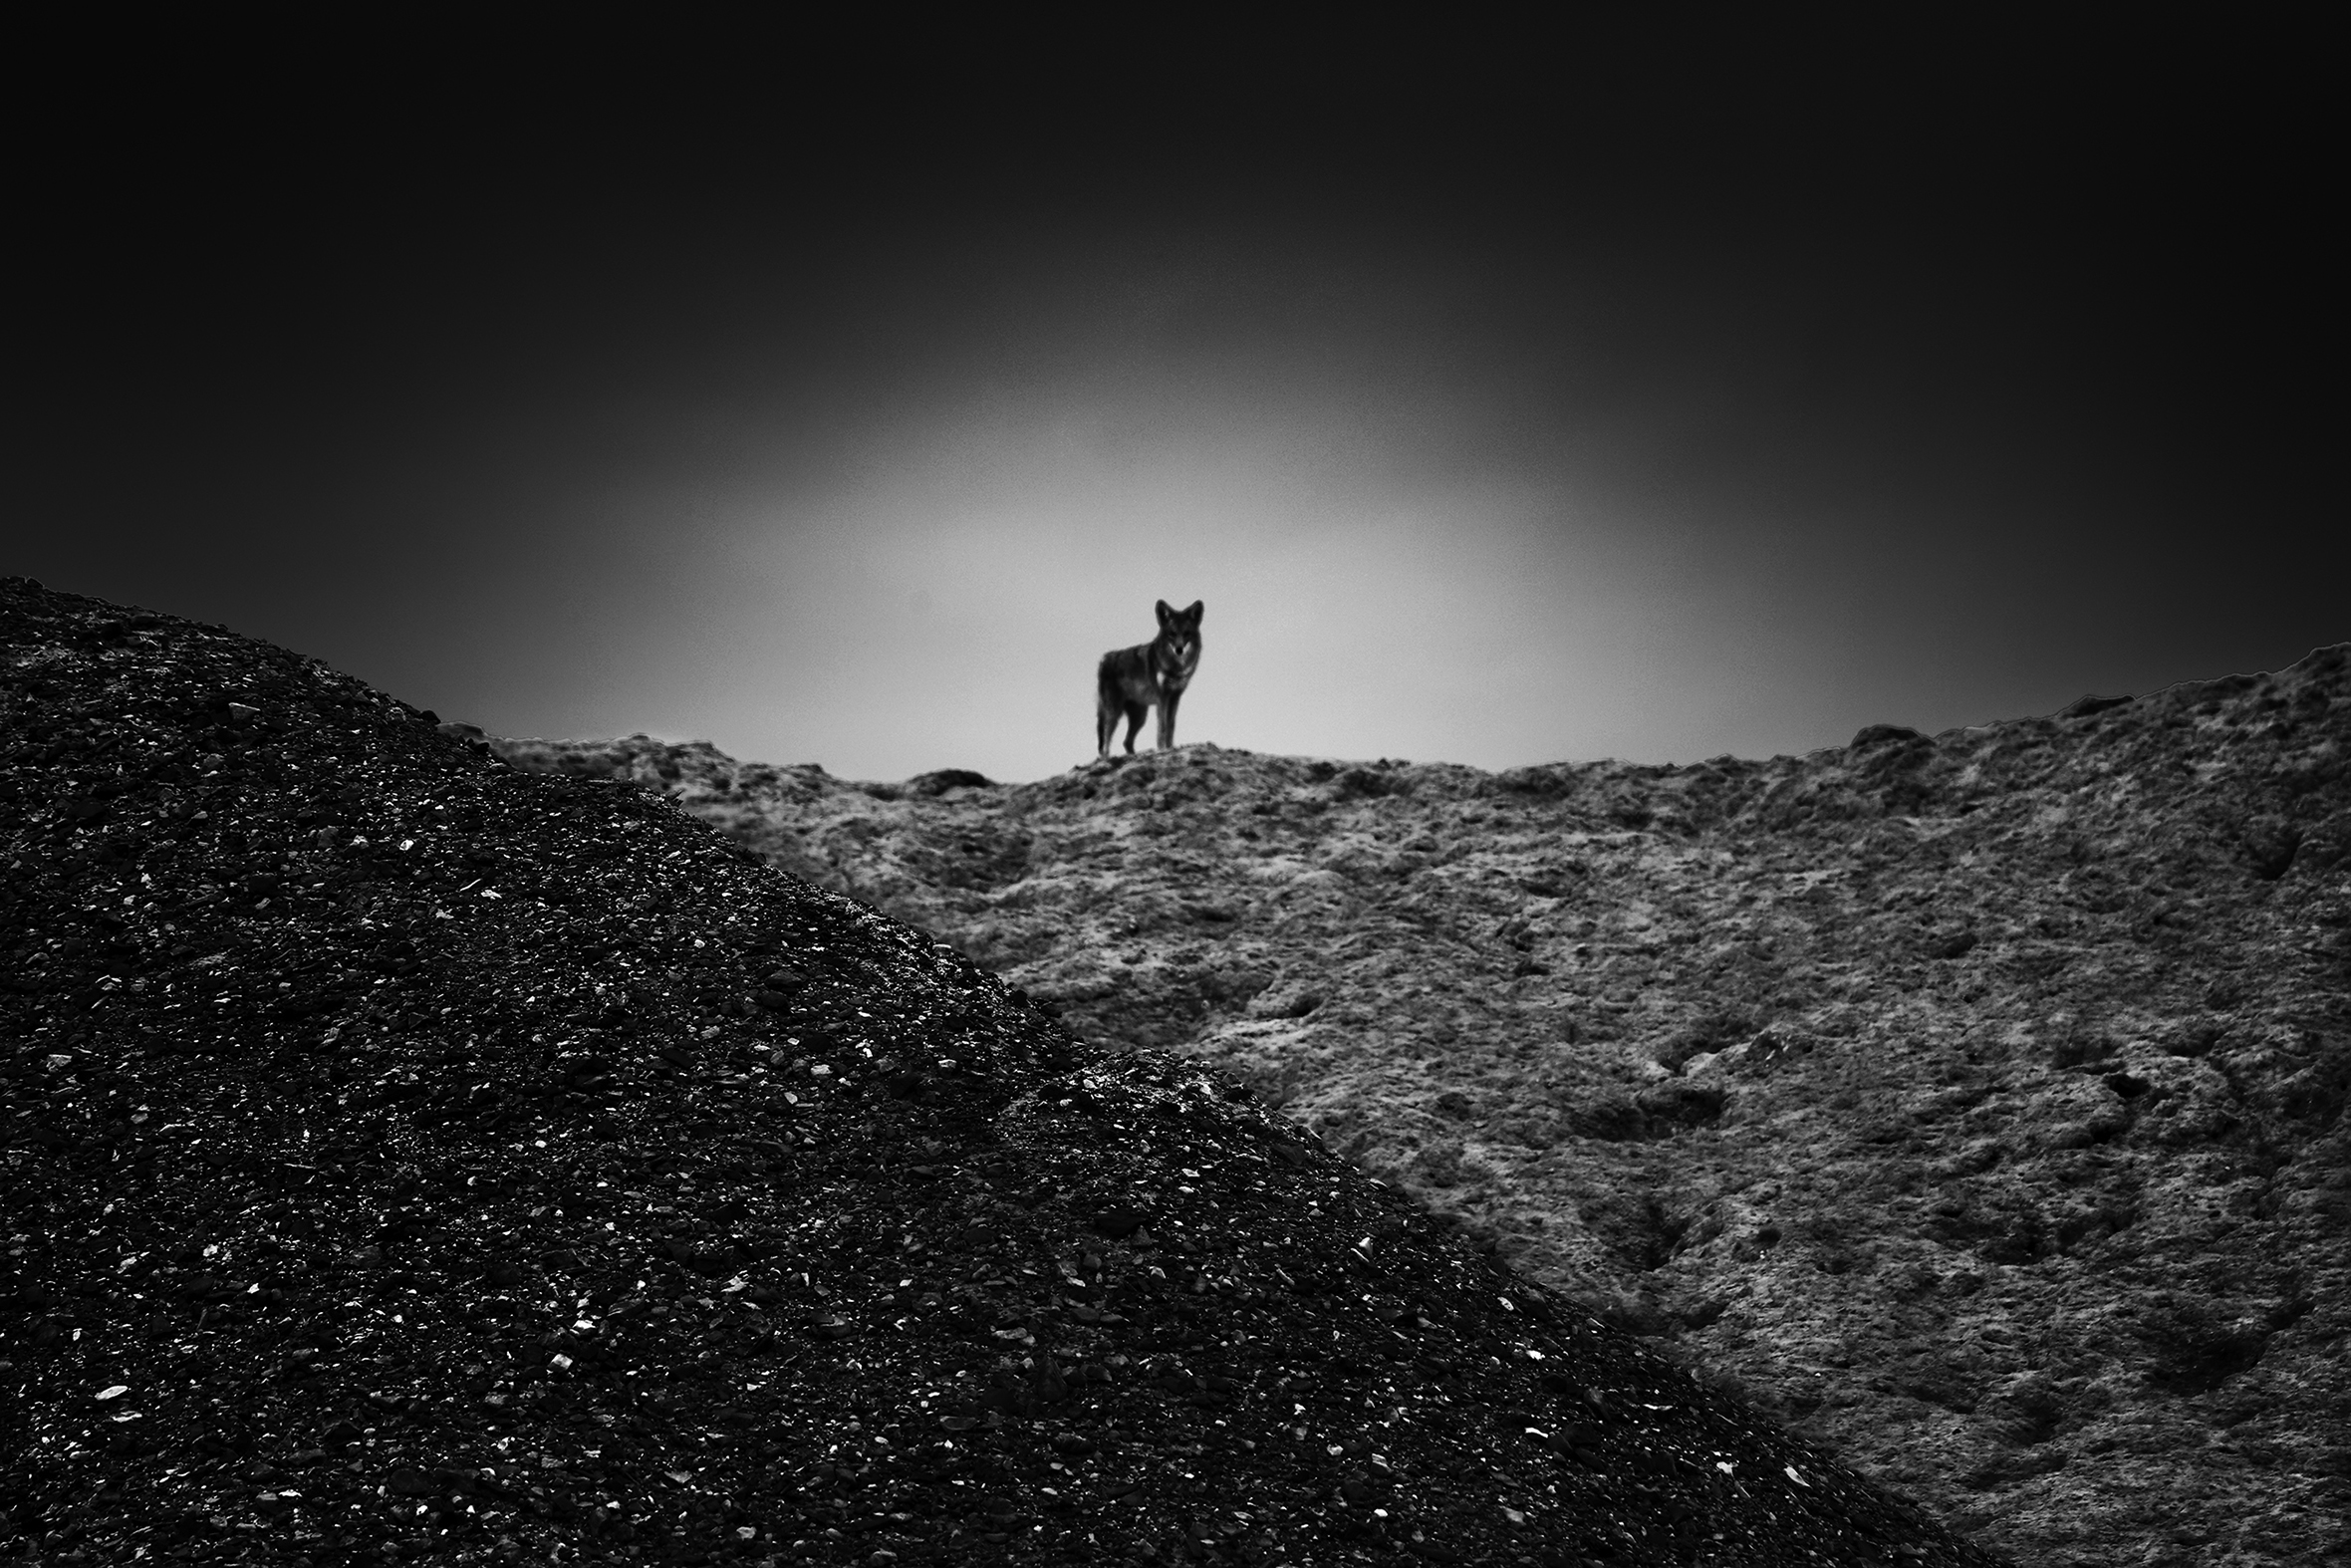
[1156, 600, 1174, 626]
[1183, 600, 1203, 625]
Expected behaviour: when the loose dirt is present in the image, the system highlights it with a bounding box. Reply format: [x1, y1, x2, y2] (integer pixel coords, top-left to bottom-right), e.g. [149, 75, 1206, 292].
[499, 648, 2351, 1567]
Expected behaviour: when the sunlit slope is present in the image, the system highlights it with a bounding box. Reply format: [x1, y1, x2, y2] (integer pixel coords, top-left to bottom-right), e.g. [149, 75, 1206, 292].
[498, 646, 2351, 1565]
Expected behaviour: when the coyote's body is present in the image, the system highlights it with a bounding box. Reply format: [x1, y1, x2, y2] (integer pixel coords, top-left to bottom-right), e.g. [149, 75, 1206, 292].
[1096, 600, 1203, 758]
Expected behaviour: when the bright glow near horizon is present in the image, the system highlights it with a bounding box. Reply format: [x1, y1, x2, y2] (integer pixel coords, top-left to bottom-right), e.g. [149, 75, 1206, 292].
[12, 30, 2339, 781]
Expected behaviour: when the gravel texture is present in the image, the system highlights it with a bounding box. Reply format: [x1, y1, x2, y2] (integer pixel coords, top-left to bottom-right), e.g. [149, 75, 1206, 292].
[500, 649, 2351, 1566]
[0, 577, 2006, 1567]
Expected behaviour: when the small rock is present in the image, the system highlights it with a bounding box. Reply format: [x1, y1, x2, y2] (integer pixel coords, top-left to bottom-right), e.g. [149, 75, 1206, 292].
[1925, 929, 1979, 960]
[2060, 692, 2133, 718]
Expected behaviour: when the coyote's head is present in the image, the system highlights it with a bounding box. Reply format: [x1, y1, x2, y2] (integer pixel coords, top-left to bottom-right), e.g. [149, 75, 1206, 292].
[1154, 599, 1203, 678]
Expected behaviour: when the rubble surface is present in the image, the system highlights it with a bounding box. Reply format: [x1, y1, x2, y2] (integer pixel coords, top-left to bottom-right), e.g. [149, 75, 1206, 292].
[501, 649, 2351, 1567]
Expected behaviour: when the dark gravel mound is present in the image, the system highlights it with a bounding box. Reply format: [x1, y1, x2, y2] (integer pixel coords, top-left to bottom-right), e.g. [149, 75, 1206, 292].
[0, 576, 1997, 1566]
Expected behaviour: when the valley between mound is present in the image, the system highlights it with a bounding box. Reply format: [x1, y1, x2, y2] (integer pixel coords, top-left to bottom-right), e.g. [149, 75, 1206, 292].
[2, 579, 2004, 1568]
[497, 652, 2351, 1568]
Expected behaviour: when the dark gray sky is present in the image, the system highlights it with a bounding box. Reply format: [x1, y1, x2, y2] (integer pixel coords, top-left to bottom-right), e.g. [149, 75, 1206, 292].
[11, 18, 2340, 780]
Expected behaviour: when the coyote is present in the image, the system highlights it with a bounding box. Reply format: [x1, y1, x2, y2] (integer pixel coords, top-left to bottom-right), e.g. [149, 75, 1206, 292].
[1096, 600, 1203, 758]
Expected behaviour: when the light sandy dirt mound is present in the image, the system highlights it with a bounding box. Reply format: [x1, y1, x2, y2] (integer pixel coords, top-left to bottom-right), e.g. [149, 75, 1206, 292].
[500, 646, 2351, 1568]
